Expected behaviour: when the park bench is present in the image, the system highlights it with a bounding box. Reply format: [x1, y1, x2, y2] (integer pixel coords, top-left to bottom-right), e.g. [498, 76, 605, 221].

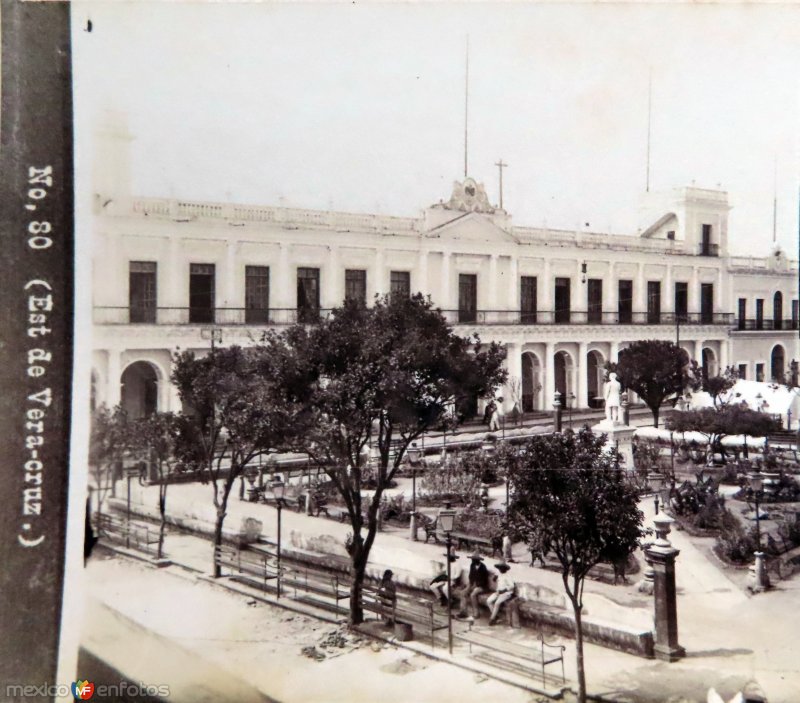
[261, 493, 306, 512]
[420, 516, 502, 556]
[456, 627, 566, 687]
[215, 544, 349, 614]
[361, 585, 448, 649]
[96, 513, 160, 556]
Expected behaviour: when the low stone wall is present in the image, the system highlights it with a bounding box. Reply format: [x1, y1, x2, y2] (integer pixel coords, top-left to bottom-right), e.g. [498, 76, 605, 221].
[110, 498, 655, 658]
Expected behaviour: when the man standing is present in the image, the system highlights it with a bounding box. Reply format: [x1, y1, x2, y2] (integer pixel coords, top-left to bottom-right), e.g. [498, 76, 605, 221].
[456, 552, 490, 619]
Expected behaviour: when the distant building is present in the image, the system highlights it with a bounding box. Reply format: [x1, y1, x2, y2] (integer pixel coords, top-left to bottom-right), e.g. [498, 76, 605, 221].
[91, 116, 799, 419]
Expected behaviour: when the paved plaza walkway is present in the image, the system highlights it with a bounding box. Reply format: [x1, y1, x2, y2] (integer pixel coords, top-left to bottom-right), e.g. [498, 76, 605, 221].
[99, 466, 800, 702]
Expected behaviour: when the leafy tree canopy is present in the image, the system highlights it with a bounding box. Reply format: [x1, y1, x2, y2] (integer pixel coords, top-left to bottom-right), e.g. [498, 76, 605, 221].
[610, 340, 700, 427]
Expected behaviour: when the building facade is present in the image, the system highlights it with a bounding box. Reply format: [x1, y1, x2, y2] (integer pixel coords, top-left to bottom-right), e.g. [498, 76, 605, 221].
[91, 120, 799, 419]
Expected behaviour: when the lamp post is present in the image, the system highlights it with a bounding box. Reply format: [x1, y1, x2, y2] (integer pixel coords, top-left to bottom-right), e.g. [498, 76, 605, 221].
[407, 443, 422, 540]
[747, 470, 768, 591]
[669, 431, 675, 480]
[271, 476, 285, 598]
[439, 503, 457, 655]
[568, 392, 576, 429]
[649, 472, 666, 515]
[124, 463, 145, 550]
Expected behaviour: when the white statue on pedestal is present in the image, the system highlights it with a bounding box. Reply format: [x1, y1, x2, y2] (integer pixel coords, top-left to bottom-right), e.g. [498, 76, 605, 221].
[604, 372, 622, 425]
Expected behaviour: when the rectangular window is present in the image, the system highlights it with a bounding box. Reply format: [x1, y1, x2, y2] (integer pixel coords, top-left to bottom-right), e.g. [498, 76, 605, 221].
[647, 281, 661, 324]
[587, 279, 602, 323]
[345, 269, 367, 305]
[390, 270, 410, 301]
[756, 298, 764, 330]
[554, 277, 571, 324]
[297, 267, 320, 323]
[129, 261, 157, 323]
[458, 274, 477, 323]
[700, 224, 714, 256]
[737, 298, 747, 330]
[792, 300, 799, 329]
[675, 282, 688, 322]
[245, 265, 270, 324]
[738, 364, 747, 380]
[618, 280, 633, 324]
[756, 363, 765, 383]
[520, 276, 537, 324]
[189, 263, 215, 324]
[700, 283, 714, 323]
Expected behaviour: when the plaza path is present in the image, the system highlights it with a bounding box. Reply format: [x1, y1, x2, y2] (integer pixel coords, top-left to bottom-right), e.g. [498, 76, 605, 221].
[103, 476, 800, 702]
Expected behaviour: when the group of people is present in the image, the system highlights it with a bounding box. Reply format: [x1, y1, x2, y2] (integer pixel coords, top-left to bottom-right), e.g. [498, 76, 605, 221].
[429, 551, 516, 626]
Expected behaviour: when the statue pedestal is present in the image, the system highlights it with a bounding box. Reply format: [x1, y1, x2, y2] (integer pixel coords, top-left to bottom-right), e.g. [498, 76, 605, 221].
[592, 419, 636, 474]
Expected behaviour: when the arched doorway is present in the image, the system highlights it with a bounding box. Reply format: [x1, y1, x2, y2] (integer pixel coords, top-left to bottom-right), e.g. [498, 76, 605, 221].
[554, 350, 574, 402]
[121, 361, 159, 419]
[774, 292, 783, 330]
[771, 345, 785, 382]
[701, 347, 717, 381]
[521, 352, 542, 412]
[586, 350, 605, 408]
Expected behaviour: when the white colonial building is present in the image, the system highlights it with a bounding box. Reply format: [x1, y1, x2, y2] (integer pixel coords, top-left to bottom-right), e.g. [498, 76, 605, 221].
[91, 117, 799, 419]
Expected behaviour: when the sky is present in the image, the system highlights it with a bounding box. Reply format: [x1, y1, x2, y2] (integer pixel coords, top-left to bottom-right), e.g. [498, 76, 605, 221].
[72, 1, 800, 256]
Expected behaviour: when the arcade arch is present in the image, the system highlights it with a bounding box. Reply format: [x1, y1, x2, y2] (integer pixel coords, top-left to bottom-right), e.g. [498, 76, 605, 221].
[121, 360, 160, 418]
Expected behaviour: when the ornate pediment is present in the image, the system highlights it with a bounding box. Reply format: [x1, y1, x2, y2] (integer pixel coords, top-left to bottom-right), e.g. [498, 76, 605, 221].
[439, 177, 496, 214]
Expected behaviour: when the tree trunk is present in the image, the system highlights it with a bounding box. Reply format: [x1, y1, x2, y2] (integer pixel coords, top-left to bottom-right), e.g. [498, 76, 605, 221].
[157, 488, 167, 560]
[570, 595, 587, 703]
[348, 538, 368, 625]
[652, 406, 660, 428]
[212, 506, 225, 577]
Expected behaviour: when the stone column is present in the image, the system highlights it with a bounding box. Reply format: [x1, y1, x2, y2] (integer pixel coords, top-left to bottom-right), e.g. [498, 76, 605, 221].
[542, 259, 552, 320]
[610, 341, 620, 365]
[608, 262, 618, 315]
[277, 244, 292, 311]
[224, 240, 238, 308]
[577, 342, 588, 409]
[417, 250, 429, 298]
[646, 516, 685, 662]
[325, 246, 340, 308]
[106, 349, 122, 408]
[689, 267, 700, 314]
[544, 341, 555, 411]
[508, 256, 519, 311]
[440, 252, 451, 309]
[505, 342, 522, 414]
[488, 255, 498, 310]
[166, 235, 182, 308]
[374, 249, 385, 298]
[635, 263, 647, 315]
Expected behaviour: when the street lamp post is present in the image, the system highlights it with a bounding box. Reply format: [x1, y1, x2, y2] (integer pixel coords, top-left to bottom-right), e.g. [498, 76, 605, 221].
[439, 503, 457, 655]
[407, 443, 422, 540]
[748, 470, 767, 592]
[649, 472, 666, 515]
[568, 392, 575, 429]
[271, 476, 285, 598]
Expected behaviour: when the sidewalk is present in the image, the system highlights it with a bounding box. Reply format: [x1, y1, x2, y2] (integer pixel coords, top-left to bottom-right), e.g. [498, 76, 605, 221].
[107, 477, 799, 701]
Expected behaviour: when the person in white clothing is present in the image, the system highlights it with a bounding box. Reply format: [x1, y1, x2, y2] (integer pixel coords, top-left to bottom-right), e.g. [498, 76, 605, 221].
[429, 554, 461, 606]
[487, 562, 516, 625]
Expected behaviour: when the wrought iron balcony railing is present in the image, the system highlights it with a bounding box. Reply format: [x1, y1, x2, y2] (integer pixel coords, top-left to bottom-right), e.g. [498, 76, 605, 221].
[734, 318, 800, 332]
[95, 306, 734, 327]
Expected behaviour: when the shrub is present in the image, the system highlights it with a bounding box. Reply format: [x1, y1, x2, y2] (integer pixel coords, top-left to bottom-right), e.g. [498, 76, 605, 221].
[418, 452, 482, 506]
[454, 506, 503, 539]
[715, 509, 758, 564]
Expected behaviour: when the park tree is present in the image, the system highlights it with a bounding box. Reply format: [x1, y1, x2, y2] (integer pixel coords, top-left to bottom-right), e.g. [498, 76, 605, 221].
[667, 404, 780, 462]
[124, 411, 183, 559]
[702, 366, 739, 407]
[507, 429, 645, 703]
[292, 294, 507, 624]
[88, 405, 129, 519]
[172, 344, 311, 576]
[610, 340, 700, 428]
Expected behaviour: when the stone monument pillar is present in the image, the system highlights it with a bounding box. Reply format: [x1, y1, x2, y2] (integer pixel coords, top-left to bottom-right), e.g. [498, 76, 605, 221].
[645, 515, 685, 662]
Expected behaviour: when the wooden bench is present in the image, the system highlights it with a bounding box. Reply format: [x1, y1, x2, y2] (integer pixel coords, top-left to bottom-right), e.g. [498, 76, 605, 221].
[456, 628, 566, 687]
[261, 493, 306, 513]
[361, 586, 448, 649]
[96, 513, 160, 556]
[215, 545, 348, 614]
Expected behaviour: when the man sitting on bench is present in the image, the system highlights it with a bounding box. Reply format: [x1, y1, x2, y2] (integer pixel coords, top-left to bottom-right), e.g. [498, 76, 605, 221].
[487, 562, 516, 625]
[430, 554, 461, 607]
[456, 552, 490, 620]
